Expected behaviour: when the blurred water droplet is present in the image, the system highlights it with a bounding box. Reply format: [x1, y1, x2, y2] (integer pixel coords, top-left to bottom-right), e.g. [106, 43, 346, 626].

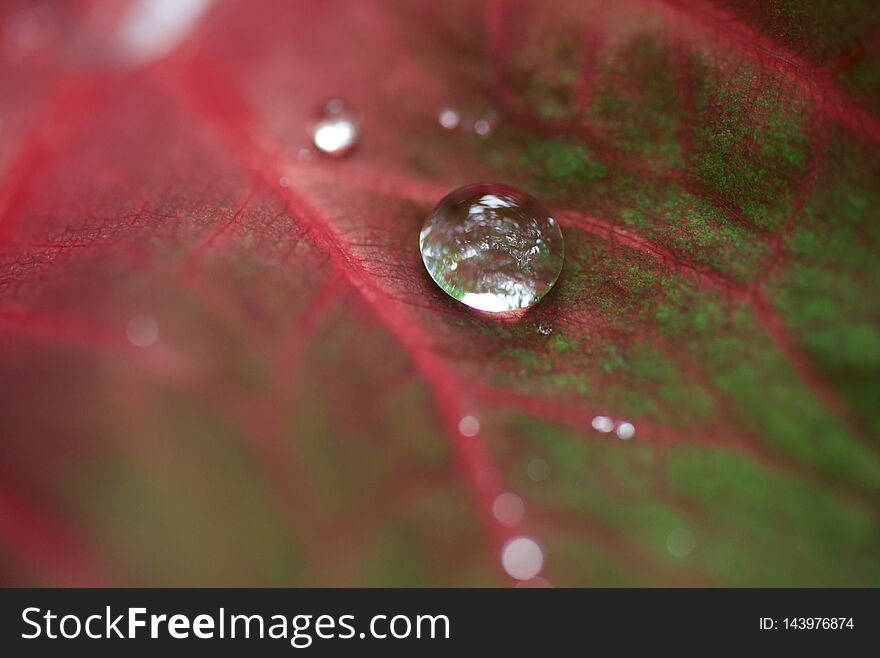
[501, 536, 543, 581]
[474, 109, 500, 137]
[278, 176, 290, 188]
[438, 106, 460, 129]
[311, 99, 359, 157]
[616, 421, 635, 440]
[458, 415, 480, 437]
[127, 314, 158, 348]
[537, 322, 553, 335]
[591, 415, 614, 433]
[297, 148, 312, 163]
[666, 528, 696, 557]
[527, 458, 550, 482]
[493, 492, 525, 527]
[420, 183, 564, 312]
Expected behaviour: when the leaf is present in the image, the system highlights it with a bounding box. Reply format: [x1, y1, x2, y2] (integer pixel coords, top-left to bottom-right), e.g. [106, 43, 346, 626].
[0, 0, 878, 586]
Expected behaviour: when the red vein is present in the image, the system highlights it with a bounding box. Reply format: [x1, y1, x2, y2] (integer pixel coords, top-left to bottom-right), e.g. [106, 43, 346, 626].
[160, 63, 516, 582]
[657, 0, 880, 143]
[0, 485, 109, 586]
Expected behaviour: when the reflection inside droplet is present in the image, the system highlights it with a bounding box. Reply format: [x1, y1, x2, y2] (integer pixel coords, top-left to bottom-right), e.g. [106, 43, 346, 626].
[501, 536, 544, 581]
[420, 183, 564, 312]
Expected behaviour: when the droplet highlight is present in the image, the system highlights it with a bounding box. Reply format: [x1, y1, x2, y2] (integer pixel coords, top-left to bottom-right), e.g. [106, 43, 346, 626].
[420, 183, 564, 312]
[591, 415, 614, 433]
[311, 98, 359, 157]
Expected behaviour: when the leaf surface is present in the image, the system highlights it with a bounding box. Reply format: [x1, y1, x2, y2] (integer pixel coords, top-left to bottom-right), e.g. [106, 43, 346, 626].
[1, 0, 879, 586]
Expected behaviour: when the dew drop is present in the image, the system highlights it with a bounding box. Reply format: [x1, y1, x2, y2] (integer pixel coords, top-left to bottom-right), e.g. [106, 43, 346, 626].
[278, 176, 290, 188]
[311, 99, 359, 157]
[537, 322, 553, 335]
[493, 492, 525, 527]
[616, 421, 636, 440]
[527, 458, 550, 482]
[666, 527, 696, 558]
[420, 183, 564, 312]
[438, 106, 460, 130]
[458, 415, 480, 437]
[501, 536, 544, 581]
[473, 109, 500, 138]
[127, 314, 158, 348]
[591, 415, 614, 433]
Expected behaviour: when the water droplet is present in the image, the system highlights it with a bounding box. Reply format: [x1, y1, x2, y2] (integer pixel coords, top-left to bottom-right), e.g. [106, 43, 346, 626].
[616, 421, 636, 440]
[420, 183, 564, 312]
[458, 415, 480, 437]
[311, 99, 359, 157]
[473, 109, 500, 137]
[527, 458, 550, 482]
[493, 492, 525, 527]
[591, 415, 614, 433]
[537, 322, 553, 335]
[501, 536, 544, 581]
[127, 314, 158, 348]
[278, 176, 290, 188]
[438, 106, 460, 130]
[666, 527, 696, 558]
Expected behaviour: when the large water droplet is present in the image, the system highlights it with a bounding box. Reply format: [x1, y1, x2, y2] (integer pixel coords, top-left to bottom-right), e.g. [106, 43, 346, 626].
[420, 183, 564, 312]
[311, 98, 359, 157]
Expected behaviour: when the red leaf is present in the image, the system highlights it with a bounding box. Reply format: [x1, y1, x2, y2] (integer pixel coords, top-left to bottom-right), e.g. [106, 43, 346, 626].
[1, 0, 878, 586]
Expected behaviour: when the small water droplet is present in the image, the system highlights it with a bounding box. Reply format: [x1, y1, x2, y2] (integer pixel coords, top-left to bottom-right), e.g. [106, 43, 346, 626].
[493, 492, 525, 527]
[501, 536, 544, 581]
[527, 458, 550, 482]
[438, 106, 460, 129]
[278, 176, 290, 188]
[127, 314, 158, 348]
[473, 109, 500, 138]
[666, 527, 696, 557]
[591, 415, 614, 433]
[458, 415, 480, 437]
[537, 322, 553, 335]
[311, 99, 359, 157]
[420, 183, 564, 312]
[615, 421, 635, 440]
